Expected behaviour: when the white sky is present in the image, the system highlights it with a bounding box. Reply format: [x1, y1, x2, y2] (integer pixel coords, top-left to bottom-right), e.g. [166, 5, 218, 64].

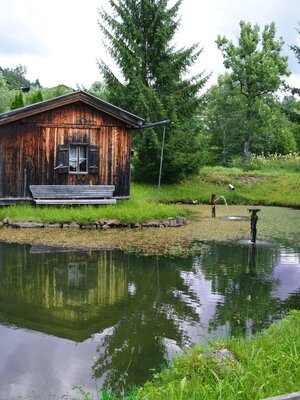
[0, 0, 299, 91]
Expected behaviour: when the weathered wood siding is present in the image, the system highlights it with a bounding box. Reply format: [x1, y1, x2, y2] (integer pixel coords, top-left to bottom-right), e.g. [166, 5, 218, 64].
[0, 103, 131, 198]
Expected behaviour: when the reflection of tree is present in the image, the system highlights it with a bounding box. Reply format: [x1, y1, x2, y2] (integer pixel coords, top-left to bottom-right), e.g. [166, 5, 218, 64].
[92, 256, 200, 392]
[2, 241, 298, 394]
[0, 243, 200, 393]
[278, 289, 300, 317]
[197, 243, 282, 336]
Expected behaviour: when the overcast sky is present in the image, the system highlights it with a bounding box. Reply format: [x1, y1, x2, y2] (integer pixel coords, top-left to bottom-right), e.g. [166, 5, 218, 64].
[0, 0, 299, 91]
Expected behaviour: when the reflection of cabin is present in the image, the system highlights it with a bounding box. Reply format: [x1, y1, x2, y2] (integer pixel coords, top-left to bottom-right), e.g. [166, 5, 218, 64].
[0, 91, 145, 204]
[0, 245, 129, 341]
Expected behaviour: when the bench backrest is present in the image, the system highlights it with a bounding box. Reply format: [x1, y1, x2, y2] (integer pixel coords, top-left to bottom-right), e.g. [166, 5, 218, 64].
[30, 185, 115, 199]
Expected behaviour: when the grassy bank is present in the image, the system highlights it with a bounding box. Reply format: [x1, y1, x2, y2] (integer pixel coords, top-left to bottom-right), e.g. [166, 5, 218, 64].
[71, 311, 300, 400]
[0, 168, 299, 225]
[0, 168, 299, 256]
[0, 199, 185, 225]
[136, 310, 300, 400]
[135, 167, 300, 207]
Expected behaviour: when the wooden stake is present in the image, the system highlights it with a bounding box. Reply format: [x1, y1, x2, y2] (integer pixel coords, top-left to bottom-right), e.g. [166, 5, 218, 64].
[211, 194, 216, 218]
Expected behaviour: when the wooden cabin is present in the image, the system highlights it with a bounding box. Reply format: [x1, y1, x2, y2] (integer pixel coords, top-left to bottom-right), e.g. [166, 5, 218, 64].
[0, 91, 145, 205]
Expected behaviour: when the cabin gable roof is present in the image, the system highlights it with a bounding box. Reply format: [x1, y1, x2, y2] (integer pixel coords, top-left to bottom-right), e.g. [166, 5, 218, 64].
[0, 90, 145, 128]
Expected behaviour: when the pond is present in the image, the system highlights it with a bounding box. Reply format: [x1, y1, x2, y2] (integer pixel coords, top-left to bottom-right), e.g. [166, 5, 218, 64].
[0, 240, 300, 399]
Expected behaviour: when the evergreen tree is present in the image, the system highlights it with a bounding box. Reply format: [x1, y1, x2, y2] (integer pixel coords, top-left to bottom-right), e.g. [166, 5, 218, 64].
[10, 91, 24, 110]
[290, 24, 300, 71]
[98, 0, 209, 183]
[26, 88, 44, 105]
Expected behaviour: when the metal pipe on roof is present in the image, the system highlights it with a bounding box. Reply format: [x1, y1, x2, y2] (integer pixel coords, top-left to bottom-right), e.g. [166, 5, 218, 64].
[138, 120, 172, 129]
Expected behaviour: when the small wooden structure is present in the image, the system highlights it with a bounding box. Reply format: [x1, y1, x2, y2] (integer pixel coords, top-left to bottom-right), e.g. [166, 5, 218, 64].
[0, 91, 145, 204]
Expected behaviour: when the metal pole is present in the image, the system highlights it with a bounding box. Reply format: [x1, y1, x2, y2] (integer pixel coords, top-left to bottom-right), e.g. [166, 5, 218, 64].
[157, 125, 166, 202]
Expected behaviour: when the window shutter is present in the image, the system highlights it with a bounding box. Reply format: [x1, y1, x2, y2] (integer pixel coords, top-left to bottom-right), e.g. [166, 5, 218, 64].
[88, 145, 99, 174]
[57, 144, 69, 174]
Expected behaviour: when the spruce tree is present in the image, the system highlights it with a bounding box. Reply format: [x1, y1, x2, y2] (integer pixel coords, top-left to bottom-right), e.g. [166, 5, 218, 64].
[26, 89, 44, 105]
[10, 91, 24, 110]
[98, 0, 209, 183]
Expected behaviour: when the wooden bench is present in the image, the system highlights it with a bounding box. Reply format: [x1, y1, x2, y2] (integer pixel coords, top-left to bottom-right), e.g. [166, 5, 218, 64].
[30, 185, 116, 205]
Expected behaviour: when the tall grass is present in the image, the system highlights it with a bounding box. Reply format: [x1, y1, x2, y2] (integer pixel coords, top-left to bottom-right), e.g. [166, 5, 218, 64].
[230, 152, 300, 172]
[137, 310, 300, 400]
[71, 386, 138, 400]
[0, 199, 185, 224]
[133, 169, 300, 207]
[70, 311, 300, 400]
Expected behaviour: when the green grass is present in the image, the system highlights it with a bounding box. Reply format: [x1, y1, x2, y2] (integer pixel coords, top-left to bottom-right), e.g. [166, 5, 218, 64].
[133, 167, 300, 207]
[0, 167, 299, 224]
[0, 199, 185, 224]
[71, 386, 138, 400]
[136, 310, 300, 400]
[70, 311, 300, 400]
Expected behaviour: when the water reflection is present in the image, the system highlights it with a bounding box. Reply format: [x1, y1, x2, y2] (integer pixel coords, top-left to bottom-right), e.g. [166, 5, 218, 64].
[0, 244, 129, 341]
[0, 241, 299, 398]
[194, 242, 282, 336]
[91, 255, 200, 391]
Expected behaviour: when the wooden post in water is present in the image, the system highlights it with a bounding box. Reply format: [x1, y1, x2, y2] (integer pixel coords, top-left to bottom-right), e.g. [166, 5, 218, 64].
[248, 208, 261, 243]
[211, 194, 216, 218]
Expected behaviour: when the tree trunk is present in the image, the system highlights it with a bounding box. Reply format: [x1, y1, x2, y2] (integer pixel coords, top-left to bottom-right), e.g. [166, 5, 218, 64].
[244, 104, 253, 159]
[243, 136, 251, 159]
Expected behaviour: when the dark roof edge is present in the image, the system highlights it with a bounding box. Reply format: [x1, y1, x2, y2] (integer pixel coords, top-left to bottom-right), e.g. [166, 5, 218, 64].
[0, 90, 145, 128]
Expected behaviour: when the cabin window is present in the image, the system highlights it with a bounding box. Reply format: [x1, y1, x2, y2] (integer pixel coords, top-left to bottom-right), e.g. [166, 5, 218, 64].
[69, 145, 87, 174]
[57, 144, 98, 174]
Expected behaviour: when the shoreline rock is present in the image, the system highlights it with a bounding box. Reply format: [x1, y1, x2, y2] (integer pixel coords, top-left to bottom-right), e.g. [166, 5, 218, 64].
[0, 216, 187, 230]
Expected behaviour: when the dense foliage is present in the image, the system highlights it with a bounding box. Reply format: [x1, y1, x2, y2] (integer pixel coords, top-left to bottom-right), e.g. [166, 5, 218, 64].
[0, 73, 14, 112]
[215, 21, 291, 159]
[0, 65, 73, 112]
[98, 0, 209, 182]
[203, 74, 297, 165]
[0, 65, 31, 90]
[0, 15, 300, 181]
[290, 23, 300, 97]
[10, 90, 24, 110]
